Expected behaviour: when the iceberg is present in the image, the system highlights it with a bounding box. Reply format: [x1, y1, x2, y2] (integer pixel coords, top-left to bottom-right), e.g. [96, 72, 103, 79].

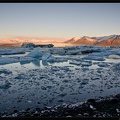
[26, 47, 43, 58]
[47, 55, 56, 62]
[21, 42, 35, 48]
[98, 62, 109, 67]
[108, 55, 120, 59]
[42, 60, 49, 66]
[42, 52, 51, 61]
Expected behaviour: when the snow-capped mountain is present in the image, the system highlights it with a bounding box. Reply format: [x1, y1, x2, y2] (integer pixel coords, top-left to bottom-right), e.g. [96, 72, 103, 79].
[64, 37, 81, 43]
[65, 36, 97, 45]
[65, 35, 120, 46]
[92, 35, 120, 42]
[94, 35, 120, 46]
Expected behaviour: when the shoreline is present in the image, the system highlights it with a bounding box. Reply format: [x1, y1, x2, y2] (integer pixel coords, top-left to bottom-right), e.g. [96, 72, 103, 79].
[1, 93, 120, 118]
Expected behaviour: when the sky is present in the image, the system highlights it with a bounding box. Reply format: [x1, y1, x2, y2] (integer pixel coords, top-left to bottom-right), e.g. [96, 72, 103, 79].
[0, 3, 120, 41]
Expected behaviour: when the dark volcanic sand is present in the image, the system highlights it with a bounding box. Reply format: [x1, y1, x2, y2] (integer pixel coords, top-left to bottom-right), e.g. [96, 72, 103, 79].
[1, 94, 120, 118]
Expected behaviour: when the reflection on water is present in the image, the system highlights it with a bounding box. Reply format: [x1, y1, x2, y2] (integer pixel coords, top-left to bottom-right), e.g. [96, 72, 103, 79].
[0, 57, 116, 72]
[0, 53, 120, 114]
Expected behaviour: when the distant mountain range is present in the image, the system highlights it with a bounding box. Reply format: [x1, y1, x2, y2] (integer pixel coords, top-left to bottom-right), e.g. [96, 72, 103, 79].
[64, 35, 120, 46]
[0, 34, 120, 47]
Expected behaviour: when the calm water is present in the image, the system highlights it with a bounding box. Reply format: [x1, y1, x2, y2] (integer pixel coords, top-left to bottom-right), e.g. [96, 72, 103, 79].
[0, 53, 120, 114]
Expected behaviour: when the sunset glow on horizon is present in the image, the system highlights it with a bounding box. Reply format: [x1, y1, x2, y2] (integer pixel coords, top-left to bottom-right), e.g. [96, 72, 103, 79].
[0, 3, 120, 42]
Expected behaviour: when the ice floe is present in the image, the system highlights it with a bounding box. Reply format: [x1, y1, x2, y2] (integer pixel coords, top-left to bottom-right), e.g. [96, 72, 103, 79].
[0, 56, 35, 65]
[108, 55, 120, 59]
[69, 61, 81, 65]
[98, 62, 109, 67]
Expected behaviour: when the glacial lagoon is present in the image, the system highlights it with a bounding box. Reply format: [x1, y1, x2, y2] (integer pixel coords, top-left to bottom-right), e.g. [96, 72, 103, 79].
[0, 46, 120, 115]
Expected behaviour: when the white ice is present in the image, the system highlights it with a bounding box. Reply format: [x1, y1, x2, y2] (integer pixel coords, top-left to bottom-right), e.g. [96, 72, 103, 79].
[108, 55, 120, 59]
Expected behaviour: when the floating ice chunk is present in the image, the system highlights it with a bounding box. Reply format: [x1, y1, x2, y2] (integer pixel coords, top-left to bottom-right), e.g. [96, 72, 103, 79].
[55, 72, 64, 76]
[20, 56, 36, 62]
[0, 56, 35, 65]
[90, 105, 96, 110]
[0, 57, 19, 65]
[42, 60, 49, 66]
[69, 61, 81, 65]
[0, 69, 12, 74]
[42, 52, 51, 61]
[41, 86, 47, 90]
[0, 80, 12, 89]
[63, 80, 69, 83]
[108, 54, 120, 59]
[68, 102, 84, 108]
[28, 100, 32, 103]
[66, 116, 72, 117]
[112, 63, 120, 72]
[57, 99, 64, 102]
[0, 48, 25, 55]
[98, 62, 109, 67]
[93, 57, 104, 61]
[50, 66, 60, 71]
[52, 48, 65, 55]
[26, 47, 43, 58]
[60, 66, 69, 71]
[81, 61, 92, 66]
[58, 93, 67, 97]
[48, 56, 68, 62]
[11, 113, 18, 117]
[116, 52, 120, 56]
[116, 109, 120, 113]
[60, 86, 65, 91]
[55, 57, 68, 62]
[83, 55, 105, 61]
[15, 74, 30, 80]
[90, 105, 94, 109]
[47, 55, 56, 62]
[46, 86, 52, 89]
[65, 50, 81, 55]
[82, 67, 89, 71]
[81, 79, 89, 85]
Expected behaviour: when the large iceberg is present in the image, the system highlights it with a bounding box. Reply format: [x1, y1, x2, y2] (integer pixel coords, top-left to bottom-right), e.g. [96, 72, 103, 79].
[42, 52, 51, 61]
[26, 47, 43, 58]
[21, 42, 36, 48]
[47, 55, 56, 62]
